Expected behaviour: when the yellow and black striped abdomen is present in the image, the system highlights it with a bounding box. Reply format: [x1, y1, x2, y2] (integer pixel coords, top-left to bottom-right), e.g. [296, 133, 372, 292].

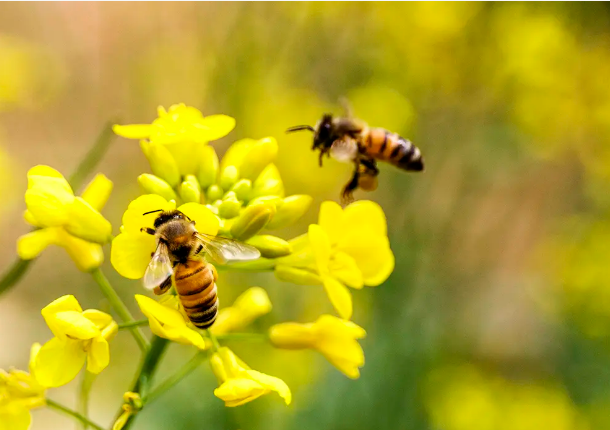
[174, 260, 218, 329]
[364, 127, 424, 171]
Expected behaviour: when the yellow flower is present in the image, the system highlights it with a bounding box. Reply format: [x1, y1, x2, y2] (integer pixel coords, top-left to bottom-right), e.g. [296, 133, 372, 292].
[211, 287, 272, 335]
[0, 344, 46, 430]
[269, 315, 366, 379]
[113, 104, 235, 175]
[135, 295, 208, 350]
[17, 166, 113, 271]
[34, 295, 118, 387]
[276, 201, 394, 319]
[111, 194, 219, 280]
[210, 347, 291, 407]
[112, 392, 143, 430]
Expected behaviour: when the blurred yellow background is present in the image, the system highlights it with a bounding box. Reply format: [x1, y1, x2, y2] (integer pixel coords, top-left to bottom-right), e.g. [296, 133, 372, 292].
[2, 2, 610, 429]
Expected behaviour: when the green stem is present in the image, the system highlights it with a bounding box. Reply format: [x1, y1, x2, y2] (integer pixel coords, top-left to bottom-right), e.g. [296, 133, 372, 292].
[216, 332, 268, 342]
[78, 372, 96, 430]
[118, 319, 149, 330]
[144, 351, 209, 404]
[0, 120, 117, 297]
[46, 398, 105, 430]
[91, 268, 148, 351]
[119, 336, 170, 430]
[207, 329, 221, 351]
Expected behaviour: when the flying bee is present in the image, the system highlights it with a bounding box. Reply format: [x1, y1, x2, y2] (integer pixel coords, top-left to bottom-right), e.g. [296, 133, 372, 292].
[287, 106, 424, 202]
[140, 209, 260, 329]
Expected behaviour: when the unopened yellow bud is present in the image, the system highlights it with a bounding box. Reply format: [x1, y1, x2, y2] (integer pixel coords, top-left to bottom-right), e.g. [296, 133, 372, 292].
[230, 202, 276, 241]
[143, 142, 181, 187]
[248, 195, 283, 209]
[138, 174, 177, 201]
[221, 137, 278, 180]
[219, 165, 239, 190]
[246, 235, 292, 258]
[275, 265, 322, 285]
[265, 195, 313, 230]
[207, 184, 224, 201]
[230, 179, 252, 201]
[197, 146, 219, 189]
[65, 197, 112, 244]
[251, 164, 284, 199]
[218, 192, 241, 219]
[81, 174, 113, 211]
[179, 175, 202, 204]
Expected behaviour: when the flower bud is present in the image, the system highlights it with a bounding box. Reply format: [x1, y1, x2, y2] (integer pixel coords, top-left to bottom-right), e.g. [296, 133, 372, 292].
[265, 195, 313, 230]
[248, 195, 283, 210]
[138, 174, 177, 201]
[218, 192, 241, 219]
[230, 202, 276, 241]
[221, 137, 278, 180]
[230, 179, 252, 201]
[144, 142, 181, 187]
[251, 178, 284, 200]
[275, 265, 322, 285]
[179, 175, 202, 204]
[207, 184, 224, 201]
[65, 197, 112, 244]
[81, 174, 113, 211]
[219, 165, 239, 190]
[246, 235, 292, 258]
[198, 146, 219, 189]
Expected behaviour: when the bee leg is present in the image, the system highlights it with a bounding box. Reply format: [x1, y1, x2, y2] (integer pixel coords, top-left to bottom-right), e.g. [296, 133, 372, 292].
[141, 227, 156, 235]
[153, 276, 173, 295]
[360, 157, 379, 176]
[341, 164, 360, 204]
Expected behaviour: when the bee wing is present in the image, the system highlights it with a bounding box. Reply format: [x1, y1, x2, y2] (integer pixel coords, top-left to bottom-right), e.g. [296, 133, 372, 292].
[143, 242, 174, 290]
[330, 137, 359, 162]
[195, 233, 260, 265]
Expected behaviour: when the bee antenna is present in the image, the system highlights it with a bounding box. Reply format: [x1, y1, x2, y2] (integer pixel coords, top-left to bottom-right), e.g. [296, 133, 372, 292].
[143, 209, 164, 215]
[286, 125, 315, 133]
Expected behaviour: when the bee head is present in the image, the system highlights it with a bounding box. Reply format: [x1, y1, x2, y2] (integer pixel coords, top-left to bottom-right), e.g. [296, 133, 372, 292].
[312, 114, 335, 151]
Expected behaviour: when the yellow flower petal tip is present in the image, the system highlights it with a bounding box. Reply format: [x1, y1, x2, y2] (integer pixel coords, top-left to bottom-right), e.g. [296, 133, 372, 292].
[211, 287, 272, 335]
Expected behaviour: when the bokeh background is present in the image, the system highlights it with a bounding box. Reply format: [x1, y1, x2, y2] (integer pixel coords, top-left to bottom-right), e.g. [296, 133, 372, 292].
[2, 2, 610, 429]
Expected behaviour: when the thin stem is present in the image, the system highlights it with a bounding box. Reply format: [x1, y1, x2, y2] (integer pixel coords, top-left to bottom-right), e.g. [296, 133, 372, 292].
[118, 319, 149, 330]
[119, 336, 170, 430]
[216, 332, 268, 342]
[46, 398, 105, 430]
[91, 268, 148, 351]
[207, 329, 221, 351]
[144, 351, 209, 404]
[78, 372, 96, 430]
[0, 120, 117, 297]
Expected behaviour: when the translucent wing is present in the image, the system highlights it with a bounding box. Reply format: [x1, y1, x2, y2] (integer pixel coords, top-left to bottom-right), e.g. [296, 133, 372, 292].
[330, 137, 359, 163]
[143, 242, 174, 290]
[195, 232, 260, 265]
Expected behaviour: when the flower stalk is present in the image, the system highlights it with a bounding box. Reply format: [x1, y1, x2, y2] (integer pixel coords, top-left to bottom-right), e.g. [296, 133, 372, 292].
[45, 398, 105, 430]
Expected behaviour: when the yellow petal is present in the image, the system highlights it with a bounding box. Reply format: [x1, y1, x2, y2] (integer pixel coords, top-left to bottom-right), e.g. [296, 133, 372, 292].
[265, 195, 313, 230]
[308, 224, 331, 270]
[268, 322, 315, 349]
[24, 181, 74, 226]
[329, 251, 364, 289]
[244, 369, 292, 405]
[80, 174, 113, 211]
[111, 232, 156, 279]
[137, 174, 177, 202]
[82, 310, 114, 330]
[318, 201, 344, 244]
[23, 209, 42, 227]
[87, 337, 109, 374]
[177, 202, 220, 236]
[274, 265, 322, 285]
[339, 231, 394, 286]
[343, 200, 387, 237]
[322, 276, 353, 320]
[0, 405, 31, 430]
[136, 295, 185, 327]
[121, 194, 174, 233]
[58, 232, 105, 272]
[214, 378, 267, 407]
[113, 124, 153, 139]
[41, 296, 83, 340]
[65, 197, 112, 244]
[27, 166, 71, 193]
[52, 311, 99, 340]
[197, 114, 236, 140]
[34, 338, 86, 387]
[17, 228, 59, 260]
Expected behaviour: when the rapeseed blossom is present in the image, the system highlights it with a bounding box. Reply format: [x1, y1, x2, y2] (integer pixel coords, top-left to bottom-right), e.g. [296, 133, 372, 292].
[17, 166, 113, 271]
[211, 287, 272, 335]
[211, 347, 291, 407]
[269, 315, 366, 379]
[0, 344, 46, 430]
[34, 295, 118, 387]
[275, 201, 394, 319]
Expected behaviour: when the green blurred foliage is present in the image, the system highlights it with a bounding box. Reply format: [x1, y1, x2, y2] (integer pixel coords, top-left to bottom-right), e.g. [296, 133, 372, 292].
[2, 2, 610, 429]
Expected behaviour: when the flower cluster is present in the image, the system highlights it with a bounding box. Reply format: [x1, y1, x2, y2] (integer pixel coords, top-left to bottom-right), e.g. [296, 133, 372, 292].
[17, 166, 113, 271]
[6, 103, 397, 430]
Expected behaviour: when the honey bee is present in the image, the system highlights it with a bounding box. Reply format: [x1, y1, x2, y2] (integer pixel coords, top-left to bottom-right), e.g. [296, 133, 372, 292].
[140, 209, 260, 329]
[287, 105, 424, 202]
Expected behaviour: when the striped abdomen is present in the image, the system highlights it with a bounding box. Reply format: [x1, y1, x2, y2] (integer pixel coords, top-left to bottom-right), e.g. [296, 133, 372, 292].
[363, 127, 424, 171]
[174, 260, 218, 329]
